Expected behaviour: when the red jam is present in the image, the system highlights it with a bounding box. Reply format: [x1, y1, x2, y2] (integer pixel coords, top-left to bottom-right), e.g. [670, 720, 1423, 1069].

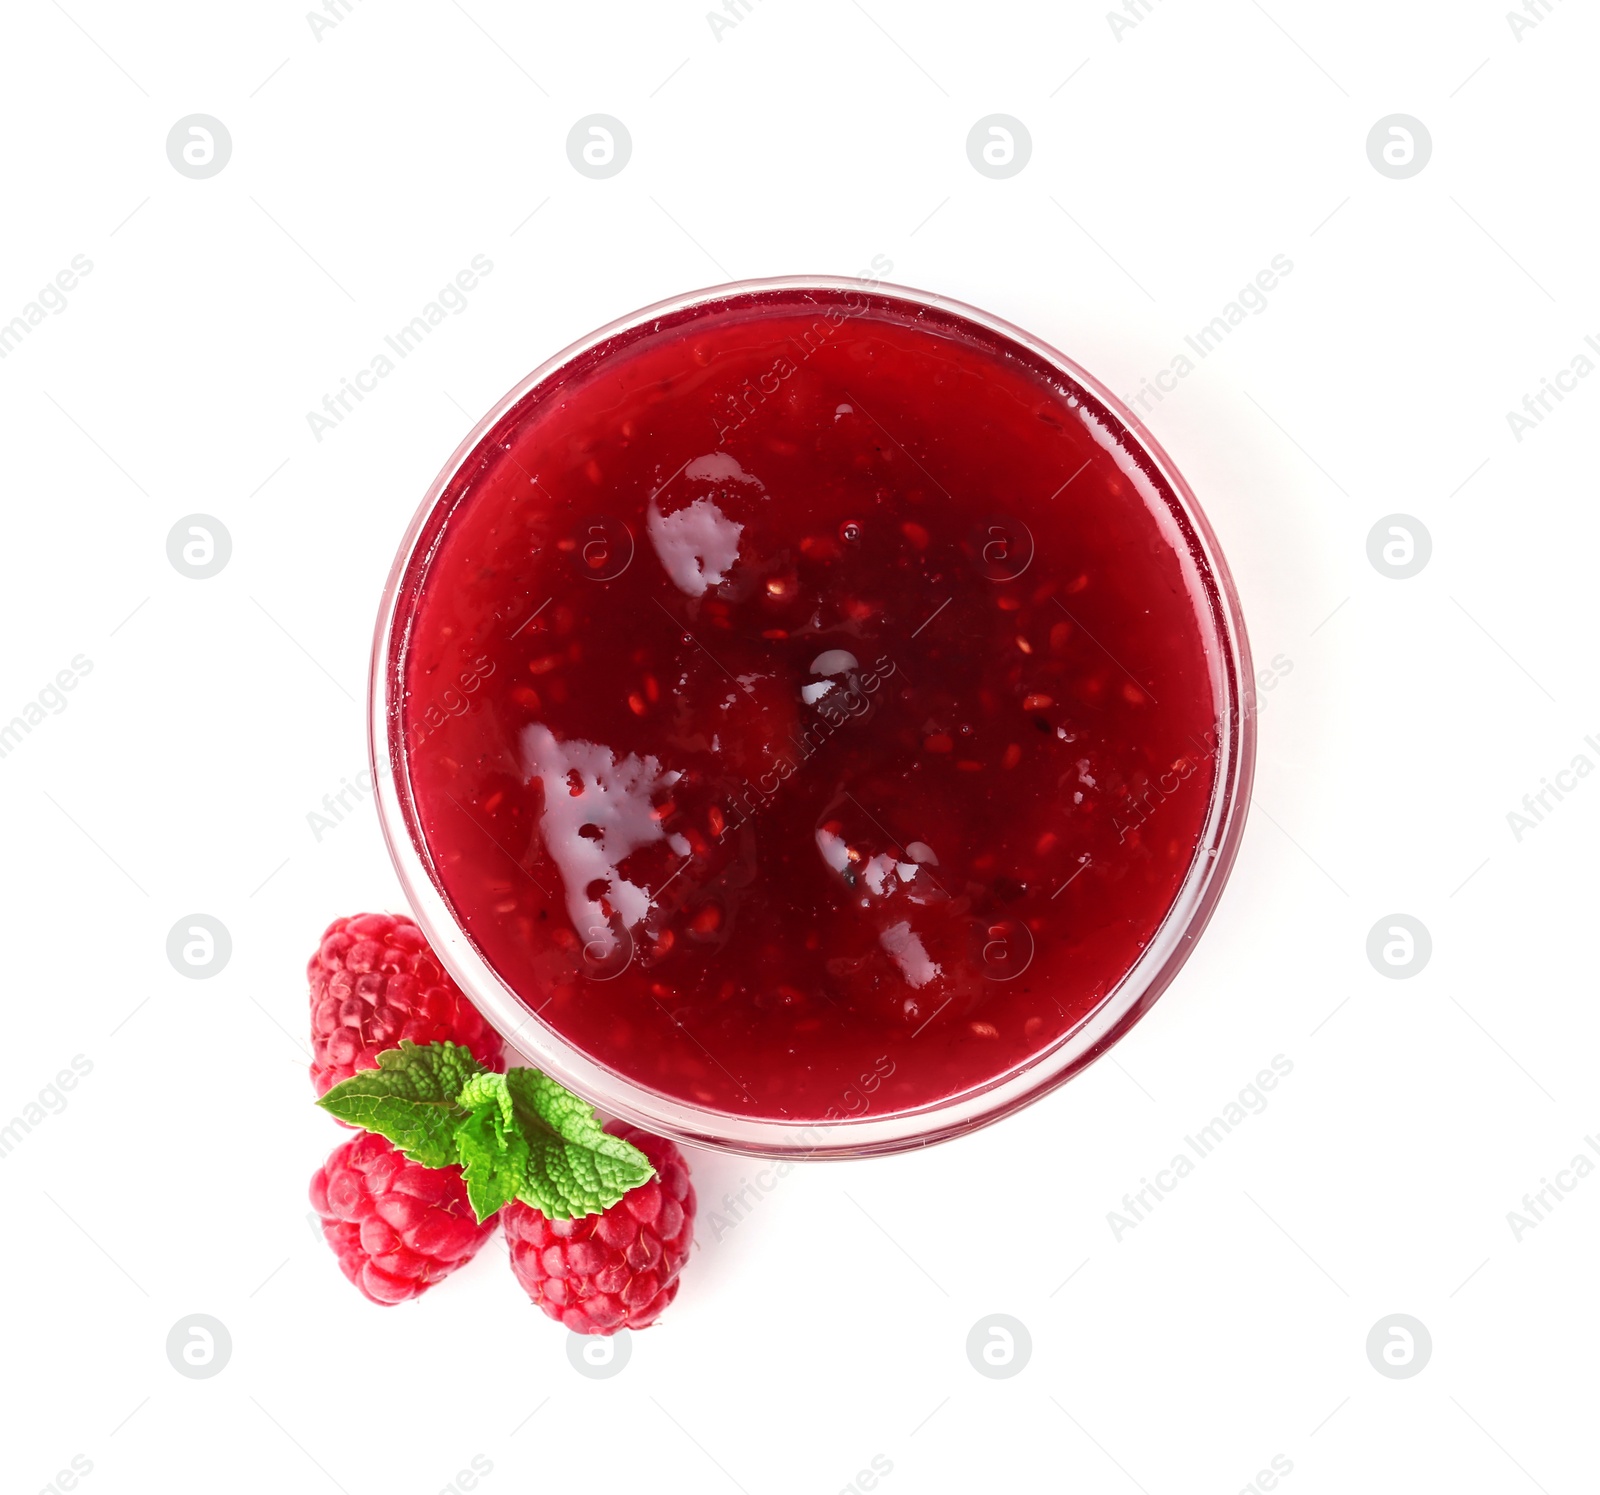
[397, 286, 1222, 1122]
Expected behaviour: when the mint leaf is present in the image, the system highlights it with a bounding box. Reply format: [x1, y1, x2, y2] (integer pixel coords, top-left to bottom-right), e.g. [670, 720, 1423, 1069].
[502, 1068, 655, 1220]
[316, 1041, 485, 1167]
[452, 1072, 530, 1221]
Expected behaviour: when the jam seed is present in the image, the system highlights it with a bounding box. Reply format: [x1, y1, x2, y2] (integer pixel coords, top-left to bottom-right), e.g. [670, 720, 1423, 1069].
[924, 733, 954, 753]
[1022, 693, 1054, 710]
[970, 1021, 1000, 1039]
[997, 594, 1022, 612]
[645, 674, 661, 703]
[708, 806, 726, 836]
[1002, 742, 1022, 770]
[528, 654, 562, 676]
[629, 691, 648, 715]
[1016, 635, 1033, 655]
[901, 521, 930, 549]
[1122, 681, 1146, 704]
[1049, 621, 1073, 652]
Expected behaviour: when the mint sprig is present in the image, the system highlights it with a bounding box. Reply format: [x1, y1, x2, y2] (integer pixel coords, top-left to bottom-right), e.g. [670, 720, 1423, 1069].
[318, 1042, 654, 1223]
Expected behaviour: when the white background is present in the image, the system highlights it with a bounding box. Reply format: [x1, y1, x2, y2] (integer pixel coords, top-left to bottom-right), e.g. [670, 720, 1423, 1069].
[3, 2, 1596, 1492]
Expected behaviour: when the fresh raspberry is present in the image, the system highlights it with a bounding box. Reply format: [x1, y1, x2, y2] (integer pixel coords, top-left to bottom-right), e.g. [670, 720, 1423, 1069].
[309, 1132, 495, 1305]
[308, 912, 502, 1096]
[504, 1124, 695, 1334]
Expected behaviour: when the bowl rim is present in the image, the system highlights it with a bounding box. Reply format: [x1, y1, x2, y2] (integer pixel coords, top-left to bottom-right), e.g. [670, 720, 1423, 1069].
[369, 273, 1256, 1159]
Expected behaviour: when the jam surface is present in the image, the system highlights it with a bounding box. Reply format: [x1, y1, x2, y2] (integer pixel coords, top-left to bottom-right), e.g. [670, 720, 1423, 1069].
[399, 286, 1223, 1122]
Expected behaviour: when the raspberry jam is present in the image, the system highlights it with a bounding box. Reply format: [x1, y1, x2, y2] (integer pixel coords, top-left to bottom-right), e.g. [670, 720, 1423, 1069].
[391, 284, 1236, 1128]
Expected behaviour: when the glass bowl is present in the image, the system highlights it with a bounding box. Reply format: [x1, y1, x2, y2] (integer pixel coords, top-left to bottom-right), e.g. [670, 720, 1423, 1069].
[369, 275, 1255, 1158]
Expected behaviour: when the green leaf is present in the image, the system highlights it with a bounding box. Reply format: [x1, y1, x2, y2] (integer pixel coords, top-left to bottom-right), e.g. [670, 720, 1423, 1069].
[316, 1041, 486, 1167]
[452, 1072, 530, 1222]
[502, 1068, 655, 1221]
